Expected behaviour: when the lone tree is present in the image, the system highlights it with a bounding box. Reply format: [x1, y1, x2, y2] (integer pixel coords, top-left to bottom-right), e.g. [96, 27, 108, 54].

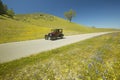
[64, 9, 76, 22]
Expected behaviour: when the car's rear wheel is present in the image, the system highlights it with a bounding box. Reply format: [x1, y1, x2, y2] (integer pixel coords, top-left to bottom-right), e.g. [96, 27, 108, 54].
[59, 34, 64, 39]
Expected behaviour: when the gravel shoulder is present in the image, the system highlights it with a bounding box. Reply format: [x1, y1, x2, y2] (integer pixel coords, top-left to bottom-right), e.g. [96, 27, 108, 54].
[0, 32, 112, 63]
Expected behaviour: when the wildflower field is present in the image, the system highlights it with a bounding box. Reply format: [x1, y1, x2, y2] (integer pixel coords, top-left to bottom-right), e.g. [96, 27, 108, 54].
[0, 32, 120, 80]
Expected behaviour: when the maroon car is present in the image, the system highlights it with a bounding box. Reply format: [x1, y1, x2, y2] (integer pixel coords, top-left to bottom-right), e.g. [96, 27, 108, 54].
[45, 29, 64, 40]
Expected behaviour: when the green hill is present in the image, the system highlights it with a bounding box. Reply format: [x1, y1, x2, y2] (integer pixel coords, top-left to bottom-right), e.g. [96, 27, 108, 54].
[0, 13, 115, 43]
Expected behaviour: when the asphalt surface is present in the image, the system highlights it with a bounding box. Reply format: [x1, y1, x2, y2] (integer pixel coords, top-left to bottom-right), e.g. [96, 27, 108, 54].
[0, 32, 112, 63]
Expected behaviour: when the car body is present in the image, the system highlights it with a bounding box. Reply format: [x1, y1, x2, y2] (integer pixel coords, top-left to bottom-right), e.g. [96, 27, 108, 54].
[45, 29, 64, 40]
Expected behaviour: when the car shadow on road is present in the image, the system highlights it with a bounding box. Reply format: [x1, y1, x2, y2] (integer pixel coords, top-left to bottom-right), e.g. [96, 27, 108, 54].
[50, 37, 66, 41]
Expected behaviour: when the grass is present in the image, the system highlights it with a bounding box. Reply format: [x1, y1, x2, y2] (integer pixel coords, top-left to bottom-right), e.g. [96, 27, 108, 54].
[0, 15, 50, 44]
[0, 13, 117, 44]
[0, 32, 120, 80]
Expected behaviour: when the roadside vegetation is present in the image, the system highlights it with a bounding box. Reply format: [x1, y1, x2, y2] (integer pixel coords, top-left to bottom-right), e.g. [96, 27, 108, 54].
[0, 14, 116, 44]
[0, 32, 120, 80]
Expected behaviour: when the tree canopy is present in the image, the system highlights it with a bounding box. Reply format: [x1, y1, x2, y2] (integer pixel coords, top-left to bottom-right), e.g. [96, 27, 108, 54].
[7, 9, 15, 18]
[0, 0, 6, 15]
[64, 9, 76, 22]
[0, 0, 15, 18]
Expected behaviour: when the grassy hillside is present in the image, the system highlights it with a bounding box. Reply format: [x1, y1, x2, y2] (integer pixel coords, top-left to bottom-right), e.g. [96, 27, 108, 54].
[0, 32, 120, 80]
[0, 13, 116, 43]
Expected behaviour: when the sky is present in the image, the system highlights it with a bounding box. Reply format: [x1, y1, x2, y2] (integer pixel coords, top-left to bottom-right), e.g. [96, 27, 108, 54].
[2, 0, 120, 29]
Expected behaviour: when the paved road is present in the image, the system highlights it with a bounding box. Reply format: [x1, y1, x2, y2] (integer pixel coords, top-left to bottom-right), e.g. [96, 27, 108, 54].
[0, 32, 112, 63]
